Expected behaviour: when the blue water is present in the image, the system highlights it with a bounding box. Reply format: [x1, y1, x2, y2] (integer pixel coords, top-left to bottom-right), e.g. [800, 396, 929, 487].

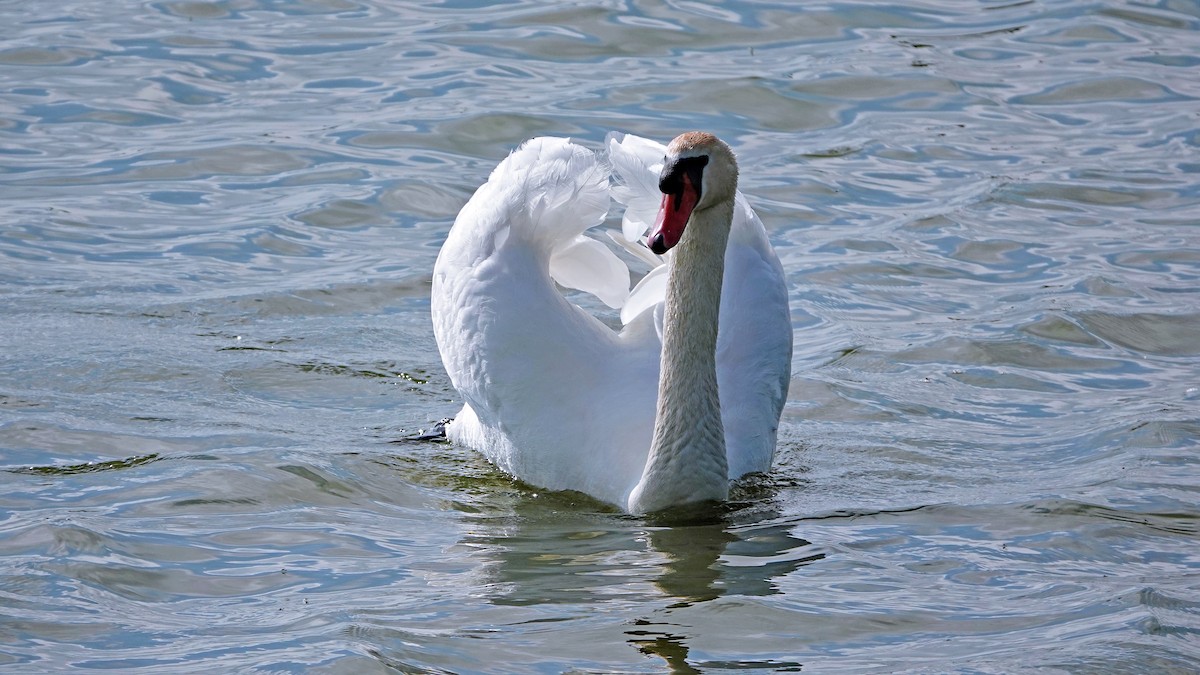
[2, 1, 1199, 672]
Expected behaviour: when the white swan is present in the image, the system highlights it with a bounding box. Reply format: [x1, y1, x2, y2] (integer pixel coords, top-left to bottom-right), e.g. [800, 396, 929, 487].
[431, 131, 792, 514]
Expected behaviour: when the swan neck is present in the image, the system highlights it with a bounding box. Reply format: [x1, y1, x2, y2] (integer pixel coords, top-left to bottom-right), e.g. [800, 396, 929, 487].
[629, 198, 734, 513]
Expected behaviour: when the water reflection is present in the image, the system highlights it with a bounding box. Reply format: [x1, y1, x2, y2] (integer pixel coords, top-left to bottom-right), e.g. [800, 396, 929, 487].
[643, 521, 737, 604]
[463, 502, 821, 603]
[458, 503, 822, 668]
[630, 625, 806, 674]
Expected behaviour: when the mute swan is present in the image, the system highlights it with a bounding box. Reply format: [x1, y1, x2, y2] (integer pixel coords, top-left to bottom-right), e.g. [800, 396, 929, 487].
[431, 132, 792, 514]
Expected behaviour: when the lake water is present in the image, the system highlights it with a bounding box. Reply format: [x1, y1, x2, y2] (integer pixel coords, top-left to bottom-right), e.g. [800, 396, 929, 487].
[2, 0, 1199, 672]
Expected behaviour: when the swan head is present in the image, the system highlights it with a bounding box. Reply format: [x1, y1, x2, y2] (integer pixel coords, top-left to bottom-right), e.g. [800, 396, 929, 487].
[647, 132, 738, 255]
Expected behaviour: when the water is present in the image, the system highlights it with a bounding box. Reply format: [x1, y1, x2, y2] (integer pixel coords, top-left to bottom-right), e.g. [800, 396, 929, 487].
[2, 0, 1199, 671]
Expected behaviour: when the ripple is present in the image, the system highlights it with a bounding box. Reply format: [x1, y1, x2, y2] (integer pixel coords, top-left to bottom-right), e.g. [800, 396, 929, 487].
[1012, 76, 1190, 105]
[1075, 310, 1200, 357]
[3, 0, 1200, 671]
[0, 46, 99, 67]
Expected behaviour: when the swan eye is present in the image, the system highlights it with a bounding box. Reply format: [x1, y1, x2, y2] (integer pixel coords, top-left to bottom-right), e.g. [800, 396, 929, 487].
[658, 155, 709, 204]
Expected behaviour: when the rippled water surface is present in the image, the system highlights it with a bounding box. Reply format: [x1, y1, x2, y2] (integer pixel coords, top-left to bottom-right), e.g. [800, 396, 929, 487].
[3, 1, 1199, 672]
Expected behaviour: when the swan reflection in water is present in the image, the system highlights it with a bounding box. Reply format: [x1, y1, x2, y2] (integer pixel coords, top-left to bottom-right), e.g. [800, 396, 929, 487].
[454, 490, 822, 670]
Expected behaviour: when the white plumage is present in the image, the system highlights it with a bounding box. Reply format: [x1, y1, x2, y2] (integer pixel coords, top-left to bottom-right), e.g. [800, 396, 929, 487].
[431, 132, 792, 513]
